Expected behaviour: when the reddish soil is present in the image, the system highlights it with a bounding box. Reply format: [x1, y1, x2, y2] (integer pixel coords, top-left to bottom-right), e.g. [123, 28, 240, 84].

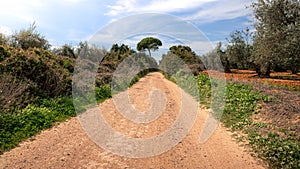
[225, 69, 300, 89]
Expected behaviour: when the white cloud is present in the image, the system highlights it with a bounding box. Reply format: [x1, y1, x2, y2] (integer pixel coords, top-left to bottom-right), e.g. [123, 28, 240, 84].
[0, 0, 94, 26]
[0, 0, 254, 47]
[106, 0, 137, 16]
[106, 0, 216, 16]
[185, 1, 253, 23]
[106, 0, 253, 23]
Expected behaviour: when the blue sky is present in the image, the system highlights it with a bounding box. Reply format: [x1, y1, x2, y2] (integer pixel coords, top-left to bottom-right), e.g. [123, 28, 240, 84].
[0, 0, 254, 50]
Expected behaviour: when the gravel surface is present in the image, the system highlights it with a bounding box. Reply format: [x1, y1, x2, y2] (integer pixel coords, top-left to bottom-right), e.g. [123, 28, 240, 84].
[0, 72, 265, 169]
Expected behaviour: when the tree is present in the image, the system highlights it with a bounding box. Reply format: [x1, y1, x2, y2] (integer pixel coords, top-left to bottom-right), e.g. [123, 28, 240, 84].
[202, 43, 228, 72]
[76, 41, 88, 57]
[251, 0, 300, 76]
[11, 22, 50, 50]
[226, 28, 254, 70]
[217, 42, 231, 73]
[96, 44, 135, 86]
[136, 37, 162, 56]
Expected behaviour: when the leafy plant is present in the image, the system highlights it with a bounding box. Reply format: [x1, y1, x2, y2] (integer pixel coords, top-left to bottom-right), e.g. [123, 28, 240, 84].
[0, 97, 76, 154]
[193, 73, 298, 168]
[95, 85, 112, 102]
[248, 131, 300, 168]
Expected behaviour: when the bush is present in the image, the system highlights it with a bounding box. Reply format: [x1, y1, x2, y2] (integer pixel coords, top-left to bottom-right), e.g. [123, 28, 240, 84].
[0, 97, 76, 154]
[0, 45, 74, 97]
[222, 83, 265, 130]
[0, 33, 8, 46]
[95, 85, 112, 102]
[10, 22, 50, 50]
[0, 73, 37, 112]
[0, 45, 11, 62]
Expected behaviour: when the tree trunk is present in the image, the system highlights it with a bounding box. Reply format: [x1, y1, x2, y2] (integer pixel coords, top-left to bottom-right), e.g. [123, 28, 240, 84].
[255, 64, 261, 76]
[291, 67, 298, 74]
[147, 49, 151, 56]
[259, 62, 271, 78]
[224, 58, 232, 73]
[224, 67, 232, 73]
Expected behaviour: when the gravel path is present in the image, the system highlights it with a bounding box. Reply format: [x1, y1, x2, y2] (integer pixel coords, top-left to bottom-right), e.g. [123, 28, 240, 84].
[0, 72, 265, 169]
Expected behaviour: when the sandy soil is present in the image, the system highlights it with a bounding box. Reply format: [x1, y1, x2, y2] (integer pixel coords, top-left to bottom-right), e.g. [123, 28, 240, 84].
[0, 72, 265, 169]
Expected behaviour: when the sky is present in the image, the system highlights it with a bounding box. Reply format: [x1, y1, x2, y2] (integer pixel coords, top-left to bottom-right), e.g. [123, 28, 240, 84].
[0, 0, 255, 54]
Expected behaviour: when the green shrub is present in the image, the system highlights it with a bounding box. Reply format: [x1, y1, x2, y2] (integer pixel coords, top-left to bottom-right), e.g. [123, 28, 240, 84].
[196, 73, 212, 104]
[0, 73, 37, 112]
[95, 85, 112, 102]
[0, 45, 74, 101]
[0, 97, 75, 154]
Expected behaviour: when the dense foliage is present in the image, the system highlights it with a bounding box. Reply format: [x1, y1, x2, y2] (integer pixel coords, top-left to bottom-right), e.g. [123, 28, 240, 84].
[252, 0, 300, 76]
[0, 45, 74, 111]
[96, 44, 135, 86]
[160, 45, 204, 75]
[0, 97, 76, 154]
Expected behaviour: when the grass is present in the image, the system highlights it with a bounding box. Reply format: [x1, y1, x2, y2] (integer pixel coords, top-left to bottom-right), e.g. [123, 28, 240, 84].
[0, 97, 75, 154]
[0, 84, 112, 155]
[195, 73, 300, 169]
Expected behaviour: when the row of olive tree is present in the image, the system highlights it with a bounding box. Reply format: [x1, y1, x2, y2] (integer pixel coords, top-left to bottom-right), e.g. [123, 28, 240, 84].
[202, 29, 254, 73]
[203, 0, 300, 77]
[252, 0, 300, 76]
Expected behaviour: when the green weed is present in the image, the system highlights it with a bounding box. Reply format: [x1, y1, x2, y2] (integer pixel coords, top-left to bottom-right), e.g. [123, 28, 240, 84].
[0, 97, 75, 154]
[195, 73, 299, 168]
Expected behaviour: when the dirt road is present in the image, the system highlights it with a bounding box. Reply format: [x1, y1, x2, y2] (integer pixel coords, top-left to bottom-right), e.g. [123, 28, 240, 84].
[0, 72, 265, 168]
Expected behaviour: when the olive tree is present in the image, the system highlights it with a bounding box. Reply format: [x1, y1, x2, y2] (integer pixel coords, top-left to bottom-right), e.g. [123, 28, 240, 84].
[226, 28, 253, 70]
[251, 0, 300, 76]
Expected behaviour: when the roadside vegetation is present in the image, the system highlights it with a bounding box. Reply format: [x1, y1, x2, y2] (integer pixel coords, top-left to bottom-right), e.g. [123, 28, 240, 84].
[0, 26, 159, 154]
[197, 73, 300, 169]
[0, 0, 299, 168]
